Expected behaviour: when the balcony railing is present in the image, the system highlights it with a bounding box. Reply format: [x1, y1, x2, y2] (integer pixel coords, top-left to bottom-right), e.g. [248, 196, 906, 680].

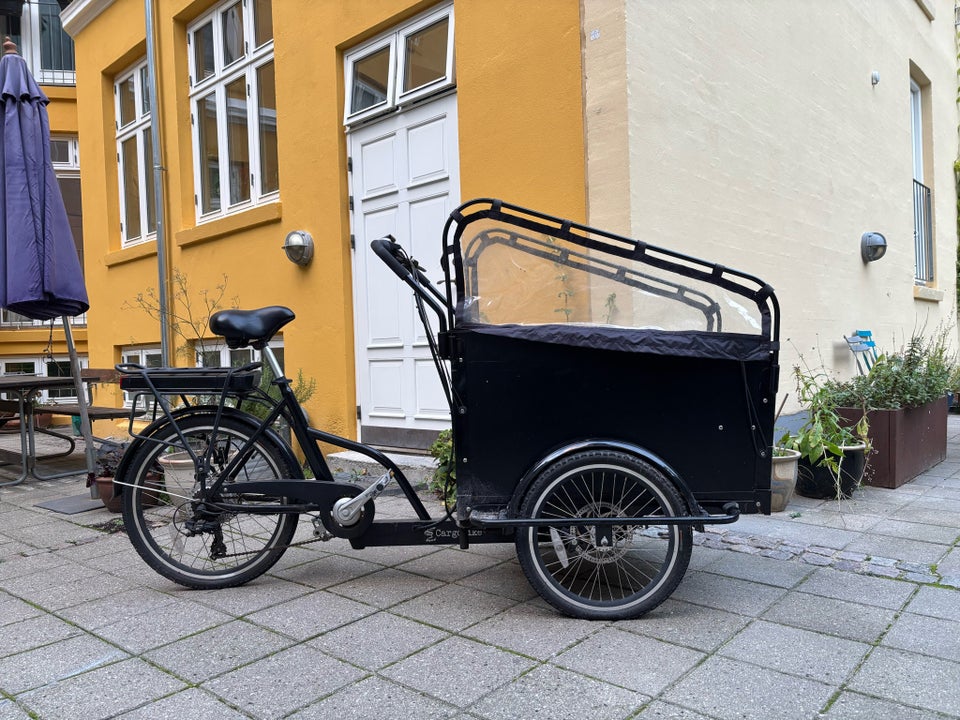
[913, 179, 933, 283]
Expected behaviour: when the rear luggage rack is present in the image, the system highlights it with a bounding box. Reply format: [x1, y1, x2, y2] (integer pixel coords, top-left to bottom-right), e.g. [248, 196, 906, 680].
[117, 363, 261, 394]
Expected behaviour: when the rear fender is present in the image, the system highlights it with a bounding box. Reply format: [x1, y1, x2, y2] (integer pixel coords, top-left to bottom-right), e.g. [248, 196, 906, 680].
[113, 406, 301, 494]
[508, 439, 704, 527]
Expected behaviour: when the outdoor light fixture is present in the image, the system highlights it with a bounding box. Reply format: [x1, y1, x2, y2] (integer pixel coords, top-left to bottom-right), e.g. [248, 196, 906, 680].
[871, 71, 880, 86]
[282, 230, 314, 266]
[861, 231, 887, 263]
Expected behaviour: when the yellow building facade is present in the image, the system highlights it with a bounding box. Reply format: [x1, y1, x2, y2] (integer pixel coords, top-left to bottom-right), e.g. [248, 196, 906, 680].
[62, 0, 586, 446]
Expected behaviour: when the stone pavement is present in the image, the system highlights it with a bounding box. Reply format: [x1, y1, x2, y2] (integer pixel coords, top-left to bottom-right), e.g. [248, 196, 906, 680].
[1, 421, 960, 719]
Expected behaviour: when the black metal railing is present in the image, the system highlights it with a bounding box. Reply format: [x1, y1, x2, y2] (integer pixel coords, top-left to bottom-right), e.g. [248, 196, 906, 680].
[913, 179, 933, 283]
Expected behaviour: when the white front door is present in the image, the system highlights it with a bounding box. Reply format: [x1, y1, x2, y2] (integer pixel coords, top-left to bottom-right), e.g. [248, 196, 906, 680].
[349, 93, 459, 449]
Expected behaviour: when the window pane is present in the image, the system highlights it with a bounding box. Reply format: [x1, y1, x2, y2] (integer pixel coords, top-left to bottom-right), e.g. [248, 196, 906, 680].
[229, 348, 253, 367]
[226, 77, 250, 205]
[140, 65, 150, 115]
[122, 136, 142, 240]
[38, 0, 74, 73]
[142, 129, 157, 233]
[403, 18, 448, 92]
[193, 20, 215, 82]
[257, 61, 279, 194]
[145, 352, 163, 368]
[57, 176, 83, 272]
[198, 350, 222, 367]
[198, 93, 221, 213]
[6, 361, 36, 374]
[49, 139, 70, 164]
[254, 0, 273, 47]
[119, 75, 136, 127]
[351, 46, 390, 114]
[222, 2, 244, 66]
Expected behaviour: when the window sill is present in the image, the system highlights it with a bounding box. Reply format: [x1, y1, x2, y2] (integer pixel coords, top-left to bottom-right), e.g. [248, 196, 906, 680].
[105, 241, 157, 268]
[913, 284, 944, 303]
[176, 203, 282, 247]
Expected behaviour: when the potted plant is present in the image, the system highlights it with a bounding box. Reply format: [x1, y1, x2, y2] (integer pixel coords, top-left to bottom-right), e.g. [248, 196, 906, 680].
[90, 441, 128, 512]
[831, 329, 953, 488]
[770, 395, 800, 512]
[782, 365, 870, 500]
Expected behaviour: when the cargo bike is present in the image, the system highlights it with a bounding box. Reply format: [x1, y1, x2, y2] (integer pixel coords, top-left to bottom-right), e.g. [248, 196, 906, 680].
[114, 199, 781, 620]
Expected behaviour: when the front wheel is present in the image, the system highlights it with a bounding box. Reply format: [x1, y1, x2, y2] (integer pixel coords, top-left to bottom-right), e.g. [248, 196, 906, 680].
[120, 413, 301, 589]
[515, 450, 692, 620]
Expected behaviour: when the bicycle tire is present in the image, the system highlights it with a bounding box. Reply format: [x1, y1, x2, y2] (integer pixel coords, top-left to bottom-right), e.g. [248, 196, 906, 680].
[120, 412, 301, 589]
[515, 450, 692, 620]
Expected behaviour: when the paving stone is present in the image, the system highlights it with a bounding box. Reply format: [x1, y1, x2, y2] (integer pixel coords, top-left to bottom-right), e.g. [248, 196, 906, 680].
[57, 587, 177, 631]
[290, 676, 457, 720]
[819, 691, 947, 720]
[0, 614, 82, 658]
[380, 636, 535, 708]
[902, 572, 938, 584]
[620, 598, 749, 653]
[870, 518, 958, 545]
[0, 595, 41, 627]
[203, 644, 364, 719]
[328, 568, 445, 609]
[310, 612, 448, 669]
[702, 552, 813, 588]
[462, 599, 597, 660]
[761, 592, 896, 644]
[661, 656, 833, 720]
[718, 620, 870, 684]
[392, 583, 517, 632]
[0, 698, 30, 719]
[848, 647, 960, 716]
[117, 688, 252, 719]
[92, 598, 233, 654]
[671, 571, 786, 616]
[17, 657, 185, 720]
[554, 627, 703, 694]
[801, 553, 833, 567]
[397, 547, 501, 582]
[862, 564, 899, 579]
[882, 613, 960, 662]
[455, 560, 539, 602]
[187, 576, 314, 616]
[798, 567, 915, 609]
[633, 701, 716, 719]
[144, 620, 292, 683]
[472, 664, 647, 720]
[0, 635, 127, 695]
[846, 535, 953, 565]
[245, 589, 375, 640]
[270, 552, 383, 589]
[907, 585, 960, 622]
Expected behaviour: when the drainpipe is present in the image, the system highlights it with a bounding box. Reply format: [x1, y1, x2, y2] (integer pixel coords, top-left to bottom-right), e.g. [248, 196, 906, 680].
[144, 0, 170, 365]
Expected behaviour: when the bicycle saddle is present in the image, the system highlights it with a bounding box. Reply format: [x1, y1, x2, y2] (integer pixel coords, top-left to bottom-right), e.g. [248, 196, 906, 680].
[210, 306, 295, 349]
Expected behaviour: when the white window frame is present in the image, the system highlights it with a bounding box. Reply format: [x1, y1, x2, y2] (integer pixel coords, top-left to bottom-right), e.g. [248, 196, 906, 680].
[18, 0, 75, 86]
[194, 338, 283, 370]
[115, 60, 156, 247]
[343, 3, 455, 126]
[910, 80, 923, 182]
[120, 345, 163, 408]
[187, 0, 278, 222]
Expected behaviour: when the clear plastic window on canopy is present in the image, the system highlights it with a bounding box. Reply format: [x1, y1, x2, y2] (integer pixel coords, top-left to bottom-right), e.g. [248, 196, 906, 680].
[452, 217, 767, 337]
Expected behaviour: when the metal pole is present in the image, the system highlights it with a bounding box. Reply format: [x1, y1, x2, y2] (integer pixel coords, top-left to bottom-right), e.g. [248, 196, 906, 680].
[62, 316, 95, 482]
[144, 0, 170, 365]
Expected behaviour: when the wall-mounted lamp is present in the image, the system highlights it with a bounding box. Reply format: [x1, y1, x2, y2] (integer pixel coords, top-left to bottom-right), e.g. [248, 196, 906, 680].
[861, 231, 887, 263]
[871, 71, 880, 86]
[282, 230, 314, 266]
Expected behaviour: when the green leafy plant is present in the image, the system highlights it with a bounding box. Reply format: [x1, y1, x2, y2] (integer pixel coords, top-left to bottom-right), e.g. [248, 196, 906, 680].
[827, 327, 956, 411]
[428, 428, 456, 507]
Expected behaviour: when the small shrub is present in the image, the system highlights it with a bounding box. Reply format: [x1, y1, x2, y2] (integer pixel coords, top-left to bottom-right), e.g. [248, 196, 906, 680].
[428, 429, 456, 507]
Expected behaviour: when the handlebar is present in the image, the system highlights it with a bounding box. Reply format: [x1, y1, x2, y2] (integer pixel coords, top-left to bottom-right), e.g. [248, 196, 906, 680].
[370, 236, 449, 333]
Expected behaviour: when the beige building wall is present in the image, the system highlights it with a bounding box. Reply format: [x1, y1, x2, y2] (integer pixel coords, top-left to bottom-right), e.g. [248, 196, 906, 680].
[583, 0, 959, 413]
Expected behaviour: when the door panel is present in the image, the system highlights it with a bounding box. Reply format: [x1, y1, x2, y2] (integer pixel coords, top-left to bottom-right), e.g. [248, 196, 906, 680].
[349, 93, 458, 449]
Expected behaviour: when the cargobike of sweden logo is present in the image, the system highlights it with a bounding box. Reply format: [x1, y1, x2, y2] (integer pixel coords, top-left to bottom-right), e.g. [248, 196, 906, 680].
[423, 527, 487, 542]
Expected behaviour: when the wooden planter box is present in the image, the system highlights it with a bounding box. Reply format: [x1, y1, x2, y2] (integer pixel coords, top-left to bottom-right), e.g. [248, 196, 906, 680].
[839, 395, 947, 489]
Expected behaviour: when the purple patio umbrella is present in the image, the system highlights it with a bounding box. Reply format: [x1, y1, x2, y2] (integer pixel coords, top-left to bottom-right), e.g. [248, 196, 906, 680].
[0, 37, 88, 319]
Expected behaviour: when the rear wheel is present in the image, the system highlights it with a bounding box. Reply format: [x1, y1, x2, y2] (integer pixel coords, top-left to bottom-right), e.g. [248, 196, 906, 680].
[120, 413, 300, 589]
[515, 450, 692, 620]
